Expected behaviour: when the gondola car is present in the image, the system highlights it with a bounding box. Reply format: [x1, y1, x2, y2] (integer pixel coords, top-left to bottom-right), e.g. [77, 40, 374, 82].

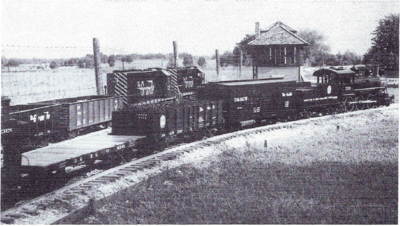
[1, 95, 123, 153]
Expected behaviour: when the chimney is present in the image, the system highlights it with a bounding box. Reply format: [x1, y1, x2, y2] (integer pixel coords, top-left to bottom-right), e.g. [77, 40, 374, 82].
[255, 22, 260, 39]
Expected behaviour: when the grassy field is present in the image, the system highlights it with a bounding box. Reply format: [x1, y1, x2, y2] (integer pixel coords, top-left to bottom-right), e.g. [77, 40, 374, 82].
[80, 107, 398, 224]
[1, 67, 103, 105]
[2, 60, 398, 105]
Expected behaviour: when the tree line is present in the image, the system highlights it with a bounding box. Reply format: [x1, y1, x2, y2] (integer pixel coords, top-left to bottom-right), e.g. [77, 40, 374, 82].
[1, 52, 208, 70]
[2, 14, 398, 71]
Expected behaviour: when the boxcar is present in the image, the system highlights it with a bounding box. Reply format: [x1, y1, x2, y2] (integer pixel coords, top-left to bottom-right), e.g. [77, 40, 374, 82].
[199, 78, 297, 128]
[107, 67, 205, 106]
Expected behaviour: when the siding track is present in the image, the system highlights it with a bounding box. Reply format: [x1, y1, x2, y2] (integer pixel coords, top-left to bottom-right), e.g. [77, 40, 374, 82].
[1, 104, 398, 225]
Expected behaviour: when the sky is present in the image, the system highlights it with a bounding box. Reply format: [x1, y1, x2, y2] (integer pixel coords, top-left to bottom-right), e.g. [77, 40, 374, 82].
[1, 0, 399, 59]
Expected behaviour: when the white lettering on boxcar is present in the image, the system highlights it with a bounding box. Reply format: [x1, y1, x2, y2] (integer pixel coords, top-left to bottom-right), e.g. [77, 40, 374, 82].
[234, 96, 248, 102]
[137, 80, 155, 96]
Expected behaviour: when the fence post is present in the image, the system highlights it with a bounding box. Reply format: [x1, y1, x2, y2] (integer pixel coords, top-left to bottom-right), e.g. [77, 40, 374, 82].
[93, 38, 102, 95]
[216, 49, 219, 77]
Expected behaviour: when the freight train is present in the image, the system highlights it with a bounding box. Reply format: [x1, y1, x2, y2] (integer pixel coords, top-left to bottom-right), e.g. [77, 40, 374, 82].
[1, 66, 394, 207]
[111, 66, 393, 150]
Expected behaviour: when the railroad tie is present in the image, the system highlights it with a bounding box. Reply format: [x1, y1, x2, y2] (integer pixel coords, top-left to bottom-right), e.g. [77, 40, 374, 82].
[91, 178, 111, 184]
[100, 175, 121, 182]
[120, 166, 139, 172]
[1, 217, 15, 224]
[79, 184, 93, 189]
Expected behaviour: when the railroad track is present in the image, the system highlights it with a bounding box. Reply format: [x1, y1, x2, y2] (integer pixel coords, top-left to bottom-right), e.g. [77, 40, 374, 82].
[1, 105, 398, 225]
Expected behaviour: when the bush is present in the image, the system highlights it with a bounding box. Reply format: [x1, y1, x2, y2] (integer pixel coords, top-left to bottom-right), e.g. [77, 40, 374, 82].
[49, 61, 59, 69]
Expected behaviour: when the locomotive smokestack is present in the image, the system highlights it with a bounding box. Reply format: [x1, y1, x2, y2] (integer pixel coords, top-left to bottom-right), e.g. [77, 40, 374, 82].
[173, 41, 178, 68]
[255, 22, 260, 39]
[93, 38, 102, 95]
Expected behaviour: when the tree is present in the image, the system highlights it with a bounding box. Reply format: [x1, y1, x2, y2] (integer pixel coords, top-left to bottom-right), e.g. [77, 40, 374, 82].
[233, 34, 255, 66]
[342, 50, 362, 65]
[6, 59, 19, 67]
[78, 56, 94, 68]
[100, 53, 108, 64]
[363, 14, 399, 69]
[297, 29, 331, 66]
[108, 55, 116, 67]
[219, 51, 235, 67]
[197, 57, 206, 68]
[2, 56, 8, 69]
[183, 55, 194, 67]
[49, 61, 59, 69]
[125, 56, 133, 63]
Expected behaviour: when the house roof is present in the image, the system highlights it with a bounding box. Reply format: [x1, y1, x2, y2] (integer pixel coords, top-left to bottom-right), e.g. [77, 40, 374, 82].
[261, 21, 297, 34]
[248, 21, 309, 46]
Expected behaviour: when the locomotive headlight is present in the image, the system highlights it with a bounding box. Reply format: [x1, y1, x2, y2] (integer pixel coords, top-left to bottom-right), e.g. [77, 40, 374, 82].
[160, 115, 166, 129]
[327, 85, 332, 95]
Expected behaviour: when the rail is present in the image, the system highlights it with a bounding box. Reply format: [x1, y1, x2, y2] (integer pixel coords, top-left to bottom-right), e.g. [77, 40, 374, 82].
[1, 104, 398, 224]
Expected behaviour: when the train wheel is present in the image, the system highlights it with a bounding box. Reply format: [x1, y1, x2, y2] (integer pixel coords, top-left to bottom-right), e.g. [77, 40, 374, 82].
[325, 107, 336, 115]
[355, 96, 365, 111]
[68, 131, 77, 139]
[342, 97, 355, 112]
[367, 94, 378, 108]
[287, 114, 297, 121]
[364, 95, 373, 109]
[299, 110, 311, 119]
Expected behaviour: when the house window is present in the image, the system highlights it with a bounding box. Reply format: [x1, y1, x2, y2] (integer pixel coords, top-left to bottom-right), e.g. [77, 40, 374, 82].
[284, 47, 287, 64]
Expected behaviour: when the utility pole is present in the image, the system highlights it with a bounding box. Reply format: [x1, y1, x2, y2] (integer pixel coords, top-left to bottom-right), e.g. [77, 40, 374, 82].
[93, 38, 102, 95]
[239, 50, 243, 78]
[216, 49, 220, 77]
[173, 41, 178, 68]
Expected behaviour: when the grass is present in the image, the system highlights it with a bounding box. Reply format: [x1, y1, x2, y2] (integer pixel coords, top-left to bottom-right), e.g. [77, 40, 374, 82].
[80, 107, 398, 224]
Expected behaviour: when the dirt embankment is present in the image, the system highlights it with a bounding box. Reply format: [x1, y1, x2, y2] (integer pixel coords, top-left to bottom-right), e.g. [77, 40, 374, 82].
[80, 106, 398, 224]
